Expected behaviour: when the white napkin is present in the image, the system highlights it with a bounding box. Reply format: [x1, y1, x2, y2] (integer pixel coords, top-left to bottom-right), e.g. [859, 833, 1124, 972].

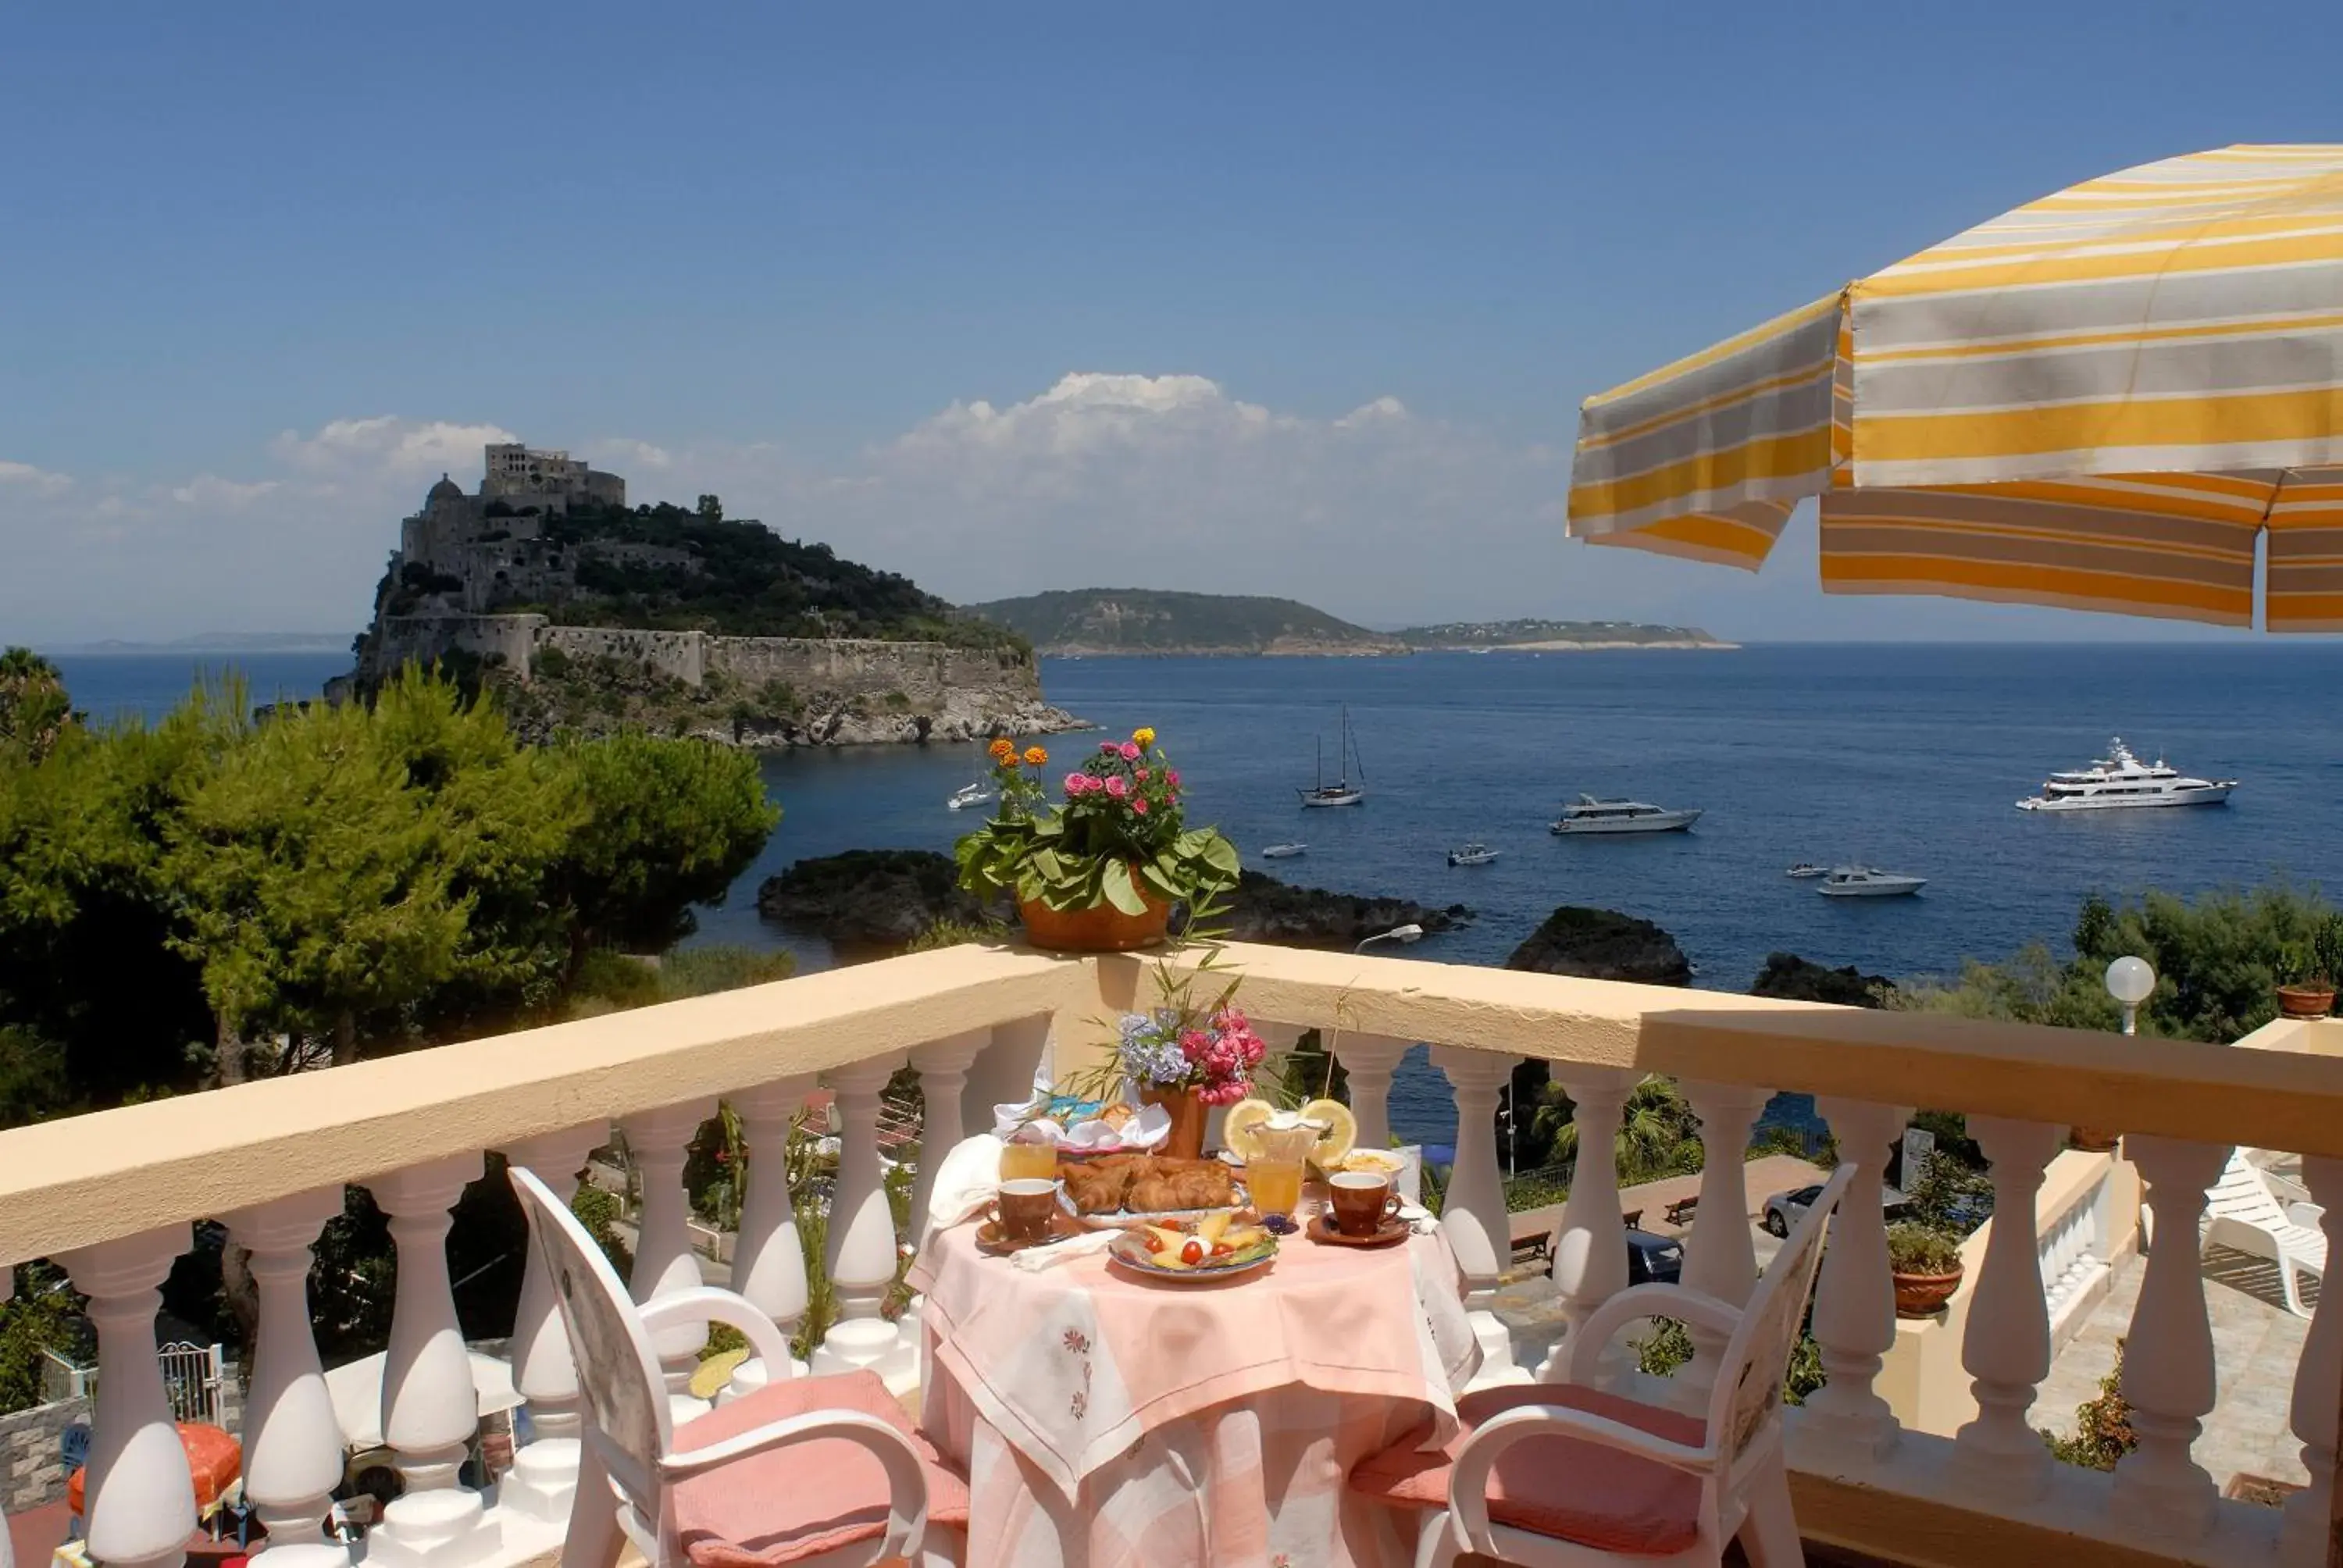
[1010, 1231, 1119, 1272]
[992, 1095, 1172, 1151]
[919, 1133, 1007, 1254]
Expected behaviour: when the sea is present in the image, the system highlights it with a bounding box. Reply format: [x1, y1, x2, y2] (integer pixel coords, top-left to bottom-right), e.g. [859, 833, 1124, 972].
[51, 642, 2343, 1149]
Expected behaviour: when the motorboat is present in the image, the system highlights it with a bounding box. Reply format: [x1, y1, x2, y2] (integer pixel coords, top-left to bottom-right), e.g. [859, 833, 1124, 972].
[1549, 796, 1702, 834]
[2017, 737, 2236, 811]
[1447, 843, 1500, 867]
[1816, 865, 1926, 897]
[1261, 843, 1308, 860]
[1786, 863, 1828, 878]
[947, 781, 995, 811]
[1297, 706, 1368, 807]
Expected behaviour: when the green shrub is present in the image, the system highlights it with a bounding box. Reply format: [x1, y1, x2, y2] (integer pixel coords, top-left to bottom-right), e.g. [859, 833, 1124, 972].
[1886, 1222, 1963, 1274]
[569, 1184, 633, 1277]
[2042, 1340, 2137, 1469]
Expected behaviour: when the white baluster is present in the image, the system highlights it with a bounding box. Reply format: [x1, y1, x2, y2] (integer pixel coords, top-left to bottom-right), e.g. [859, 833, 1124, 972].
[621, 1099, 718, 1399]
[961, 1017, 1051, 1135]
[1674, 1080, 1772, 1406]
[1952, 1117, 2063, 1501]
[58, 1225, 196, 1568]
[729, 1076, 815, 1368]
[1431, 1045, 1528, 1386]
[2283, 1154, 2343, 1566]
[1535, 1068, 1637, 1384]
[811, 1053, 915, 1391]
[1333, 1034, 1411, 1152]
[2111, 1135, 2227, 1543]
[1801, 1097, 1911, 1464]
[224, 1188, 351, 1566]
[363, 1155, 497, 1568]
[497, 1123, 607, 1526]
[908, 1031, 987, 1242]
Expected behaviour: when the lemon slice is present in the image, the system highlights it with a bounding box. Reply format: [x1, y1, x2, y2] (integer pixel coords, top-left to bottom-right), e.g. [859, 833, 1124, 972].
[1301, 1098, 1357, 1167]
[1222, 1098, 1278, 1163]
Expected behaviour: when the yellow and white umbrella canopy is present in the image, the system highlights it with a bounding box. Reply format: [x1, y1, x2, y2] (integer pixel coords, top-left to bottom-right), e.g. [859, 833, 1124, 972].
[1567, 144, 2343, 631]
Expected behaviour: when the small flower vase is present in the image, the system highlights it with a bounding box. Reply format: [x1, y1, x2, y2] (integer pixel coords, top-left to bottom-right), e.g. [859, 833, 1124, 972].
[1141, 1086, 1208, 1160]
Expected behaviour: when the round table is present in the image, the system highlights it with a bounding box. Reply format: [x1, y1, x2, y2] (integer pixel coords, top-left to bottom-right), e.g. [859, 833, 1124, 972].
[908, 1221, 1482, 1568]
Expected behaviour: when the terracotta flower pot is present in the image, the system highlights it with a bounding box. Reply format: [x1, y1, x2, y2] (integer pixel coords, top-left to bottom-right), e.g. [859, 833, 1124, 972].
[2070, 1128, 2122, 1153]
[1140, 1085, 1208, 1160]
[1018, 880, 1172, 953]
[2277, 983, 2337, 1020]
[1892, 1264, 1965, 1318]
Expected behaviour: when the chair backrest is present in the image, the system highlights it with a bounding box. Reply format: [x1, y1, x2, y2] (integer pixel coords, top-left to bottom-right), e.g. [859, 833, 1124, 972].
[1706, 1162, 1854, 1464]
[509, 1164, 672, 1511]
[2204, 1149, 2288, 1231]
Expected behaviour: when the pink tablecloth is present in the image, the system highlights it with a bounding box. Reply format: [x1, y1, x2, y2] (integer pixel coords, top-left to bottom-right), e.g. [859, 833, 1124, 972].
[910, 1224, 1481, 1568]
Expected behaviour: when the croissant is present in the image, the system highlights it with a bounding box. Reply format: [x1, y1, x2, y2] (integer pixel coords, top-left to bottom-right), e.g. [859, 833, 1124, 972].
[1061, 1160, 1135, 1215]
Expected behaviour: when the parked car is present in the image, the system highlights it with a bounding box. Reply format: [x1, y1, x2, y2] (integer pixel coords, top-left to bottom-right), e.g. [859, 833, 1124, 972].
[1762, 1181, 1908, 1238]
[1624, 1227, 1684, 1285]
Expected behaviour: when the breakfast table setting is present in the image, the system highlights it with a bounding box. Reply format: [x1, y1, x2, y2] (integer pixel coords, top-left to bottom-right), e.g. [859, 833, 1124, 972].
[906, 1073, 1482, 1568]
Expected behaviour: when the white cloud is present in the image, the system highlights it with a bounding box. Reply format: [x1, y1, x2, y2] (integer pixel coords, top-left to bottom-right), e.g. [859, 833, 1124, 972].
[269, 416, 518, 480]
[169, 474, 281, 509]
[0, 460, 72, 495]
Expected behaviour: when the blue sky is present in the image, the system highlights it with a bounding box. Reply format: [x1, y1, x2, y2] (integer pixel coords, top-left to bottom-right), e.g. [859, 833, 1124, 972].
[8, 3, 2343, 643]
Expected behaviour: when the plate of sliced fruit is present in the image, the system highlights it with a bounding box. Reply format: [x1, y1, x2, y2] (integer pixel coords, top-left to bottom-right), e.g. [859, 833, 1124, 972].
[1107, 1210, 1278, 1283]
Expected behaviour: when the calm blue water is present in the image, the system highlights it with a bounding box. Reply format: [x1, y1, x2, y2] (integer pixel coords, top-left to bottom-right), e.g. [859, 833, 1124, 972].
[48, 651, 351, 726]
[55, 643, 2343, 1146]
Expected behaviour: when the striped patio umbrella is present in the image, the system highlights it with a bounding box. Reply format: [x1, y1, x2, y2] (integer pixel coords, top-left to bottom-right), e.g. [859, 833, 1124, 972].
[1567, 144, 2343, 631]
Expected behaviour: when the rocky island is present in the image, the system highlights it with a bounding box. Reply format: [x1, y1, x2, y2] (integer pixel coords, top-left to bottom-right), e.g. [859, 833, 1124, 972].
[965, 589, 1410, 657]
[340, 442, 1082, 747]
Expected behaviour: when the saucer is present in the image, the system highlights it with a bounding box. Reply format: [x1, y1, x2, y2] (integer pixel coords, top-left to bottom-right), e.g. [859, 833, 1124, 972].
[975, 1210, 1087, 1256]
[1308, 1213, 1410, 1249]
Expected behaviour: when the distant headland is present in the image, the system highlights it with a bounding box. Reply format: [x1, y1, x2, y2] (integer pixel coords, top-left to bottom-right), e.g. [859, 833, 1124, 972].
[1393, 617, 1735, 651]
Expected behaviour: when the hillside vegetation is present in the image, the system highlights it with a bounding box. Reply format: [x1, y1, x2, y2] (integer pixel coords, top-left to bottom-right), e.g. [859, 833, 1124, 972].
[513, 499, 1025, 652]
[965, 589, 1406, 656]
[1396, 618, 1729, 648]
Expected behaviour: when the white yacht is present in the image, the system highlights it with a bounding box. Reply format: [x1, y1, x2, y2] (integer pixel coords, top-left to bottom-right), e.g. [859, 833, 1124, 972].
[1297, 707, 1368, 808]
[2017, 738, 2236, 812]
[1786, 863, 1828, 879]
[1447, 843, 1500, 867]
[1261, 843, 1308, 860]
[1549, 796, 1703, 835]
[947, 781, 995, 811]
[1817, 865, 1927, 897]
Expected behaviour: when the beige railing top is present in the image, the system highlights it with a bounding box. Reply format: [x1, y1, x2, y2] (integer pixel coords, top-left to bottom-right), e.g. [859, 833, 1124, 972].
[3, 938, 2341, 1263]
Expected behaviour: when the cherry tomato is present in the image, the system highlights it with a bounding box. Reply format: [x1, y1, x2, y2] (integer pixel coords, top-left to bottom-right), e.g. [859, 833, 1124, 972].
[1180, 1239, 1204, 1266]
[1210, 1242, 1232, 1258]
[1142, 1232, 1166, 1254]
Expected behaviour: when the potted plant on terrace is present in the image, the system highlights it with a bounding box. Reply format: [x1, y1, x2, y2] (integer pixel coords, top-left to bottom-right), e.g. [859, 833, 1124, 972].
[2275, 922, 2341, 1020]
[1887, 1222, 1966, 1317]
[954, 726, 1242, 953]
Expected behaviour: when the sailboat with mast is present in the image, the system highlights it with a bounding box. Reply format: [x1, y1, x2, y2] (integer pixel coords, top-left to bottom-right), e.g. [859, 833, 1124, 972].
[1296, 706, 1367, 807]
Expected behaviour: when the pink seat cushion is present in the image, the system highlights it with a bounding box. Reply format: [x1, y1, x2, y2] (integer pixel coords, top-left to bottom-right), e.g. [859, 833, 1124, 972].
[670, 1368, 971, 1567]
[1347, 1383, 1710, 1557]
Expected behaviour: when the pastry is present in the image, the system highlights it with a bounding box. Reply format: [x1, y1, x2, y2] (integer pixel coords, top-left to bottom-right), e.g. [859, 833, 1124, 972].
[1061, 1160, 1135, 1215]
[1097, 1103, 1136, 1131]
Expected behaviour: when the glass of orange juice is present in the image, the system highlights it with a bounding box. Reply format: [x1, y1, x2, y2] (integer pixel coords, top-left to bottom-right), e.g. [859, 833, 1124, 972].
[1000, 1139, 1058, 1184]
[1246, 1156, 1305, 1219]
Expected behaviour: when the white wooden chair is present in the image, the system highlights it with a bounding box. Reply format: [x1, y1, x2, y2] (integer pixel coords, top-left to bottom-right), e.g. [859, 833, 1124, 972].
[2202, 1147, 2326, 1317]
[1350, 1164, 1854, 1568]
[508, 1166, 967, 1567]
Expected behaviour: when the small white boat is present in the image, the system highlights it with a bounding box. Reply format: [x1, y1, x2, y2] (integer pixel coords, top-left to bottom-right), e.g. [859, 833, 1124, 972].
[1817, 865, 1926, 897]
[1786, 863, 1827, 879]
[1550, 795, 1702, 835]
[1261, 843, 1308, 860]
[1447, 843, 1500, 867]
[2017, 737, 2236, 811]
[947, 781, 995, 811]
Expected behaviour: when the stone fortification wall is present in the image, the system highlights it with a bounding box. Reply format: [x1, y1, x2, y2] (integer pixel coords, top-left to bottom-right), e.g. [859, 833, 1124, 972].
[705, 637, 1032, 701]
[373, 614, 547, 675]
[536, 625, 708, 685]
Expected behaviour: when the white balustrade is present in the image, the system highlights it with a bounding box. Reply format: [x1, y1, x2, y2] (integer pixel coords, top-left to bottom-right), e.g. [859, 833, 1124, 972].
[365, 1154, 498, 1568]
[1952, 1116, 2063, 1500]
[225, 1187, 351, 1566]
[1432, 1044, 1528, 1385]
[728, 1076, 816, 1362]
[2111, 1135, 2227, 1543]
[1332, 1034, 1411, 1153]
[498, 1122, 608, 1526]
[58, 1224, 197, 1568]
[812, 1052, 916, 1390]
[1535, 1068, 1637, 1384]
[2283, 1154, 2343, 1566]
[960, 1017, 1051, 1135]
[908, 1031, 988, 1241]
[1801, 1097, 1911, 1464]
[1674, 1079, 1771, 1406]
[622, 1098, 719, 1399]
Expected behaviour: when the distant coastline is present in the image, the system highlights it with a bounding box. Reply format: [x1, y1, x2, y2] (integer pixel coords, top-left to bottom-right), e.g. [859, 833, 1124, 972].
[41, 632, 352, 657]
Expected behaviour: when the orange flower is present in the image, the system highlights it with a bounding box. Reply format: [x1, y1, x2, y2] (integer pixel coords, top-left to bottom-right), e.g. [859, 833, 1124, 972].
[1023, 745, 1049, 767]
[988, 737, 1016, 764]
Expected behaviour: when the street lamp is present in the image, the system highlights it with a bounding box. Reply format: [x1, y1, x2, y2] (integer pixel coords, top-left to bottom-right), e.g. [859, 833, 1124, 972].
[1356, 923, 1425, 954]
[2106, 955, 2156, 1036]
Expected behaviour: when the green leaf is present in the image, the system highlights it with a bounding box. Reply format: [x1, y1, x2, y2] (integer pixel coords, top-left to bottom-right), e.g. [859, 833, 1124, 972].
[1138, 860, 1183, 900]
[1100, 858, 1149, 916]
[1031, 846, 1065, 882]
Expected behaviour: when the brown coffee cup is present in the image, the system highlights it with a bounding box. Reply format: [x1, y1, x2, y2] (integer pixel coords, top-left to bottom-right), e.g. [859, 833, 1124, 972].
[1328, 1171, 1400, 1237]
[993, 1178, 1061, 1242]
